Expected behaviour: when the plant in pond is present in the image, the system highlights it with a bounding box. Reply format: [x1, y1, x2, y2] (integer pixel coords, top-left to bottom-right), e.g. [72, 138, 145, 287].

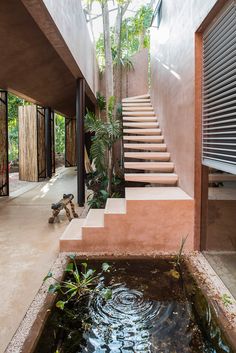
[44, 255, 112, 310]
[167, 234, 189, 280]
[85, 95, 123, 200]
[221, 293, 233, 307]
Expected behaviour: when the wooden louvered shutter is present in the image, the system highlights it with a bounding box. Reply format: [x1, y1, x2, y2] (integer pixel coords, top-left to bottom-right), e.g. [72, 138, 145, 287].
[202, 0, 236, 174]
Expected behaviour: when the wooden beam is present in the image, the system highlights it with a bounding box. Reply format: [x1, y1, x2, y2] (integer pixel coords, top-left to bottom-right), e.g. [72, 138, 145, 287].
[45, 107, 52, 178]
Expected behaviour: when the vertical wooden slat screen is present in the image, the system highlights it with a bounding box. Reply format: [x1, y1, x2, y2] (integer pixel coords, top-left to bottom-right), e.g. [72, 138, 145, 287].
[19, 105, 38, 181]
[37, 106, 46, 179]
[0, 91, 9, 196]
[202, 0, 236, 174]
[65, 118, 76, 167]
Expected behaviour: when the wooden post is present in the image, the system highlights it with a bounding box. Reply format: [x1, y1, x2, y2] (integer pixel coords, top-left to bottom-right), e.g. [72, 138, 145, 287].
[65, 118, 77, 167]
[76, 78, 85, 206]
[0, 91, 9, 196]
[45, 107, 52, 179]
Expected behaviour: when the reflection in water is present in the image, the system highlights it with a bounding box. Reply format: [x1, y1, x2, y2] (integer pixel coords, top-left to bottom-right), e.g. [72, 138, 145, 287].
[84, 285, 193, 352]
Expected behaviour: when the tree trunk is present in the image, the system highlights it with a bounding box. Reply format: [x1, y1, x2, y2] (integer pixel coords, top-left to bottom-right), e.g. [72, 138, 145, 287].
[107, 147, 113, 196]
[101, 0, 114, 108]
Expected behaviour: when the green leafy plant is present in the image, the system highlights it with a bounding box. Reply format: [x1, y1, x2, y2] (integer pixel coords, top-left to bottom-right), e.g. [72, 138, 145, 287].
[44, 255, 112, 310]
[85, 95, 123, 197]
[221, 293, 233, 307]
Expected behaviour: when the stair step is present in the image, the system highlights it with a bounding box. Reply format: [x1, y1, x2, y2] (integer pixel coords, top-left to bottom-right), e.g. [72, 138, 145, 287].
[122, 99, 151, 104]
[124, 143, 167, 151]
[125, 152, 170, 161]
[105, 198, 126, 214]
[122, 103, 152, 107]
[123, 122, 159, 128]
[124, 128, 161, 135]
[125, 173, 178, 184]
[123, 106, 154, 111]
[125, 111, 155, 116]
[125, 162, 174, 171]
[123, 135, 164, 142]
[123, 116, 157, 122]
[83, 209, 104, 227]
[60, 219, 85, 241]
[122, 94, 150, 101]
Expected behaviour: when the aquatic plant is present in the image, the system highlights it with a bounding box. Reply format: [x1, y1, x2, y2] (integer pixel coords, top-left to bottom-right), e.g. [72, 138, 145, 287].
[44, 255, 112, 310]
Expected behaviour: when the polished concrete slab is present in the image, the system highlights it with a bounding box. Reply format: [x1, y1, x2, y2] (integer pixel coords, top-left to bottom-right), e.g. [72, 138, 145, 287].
[0, 167, 83, 353]
[204, 252, 236, 299]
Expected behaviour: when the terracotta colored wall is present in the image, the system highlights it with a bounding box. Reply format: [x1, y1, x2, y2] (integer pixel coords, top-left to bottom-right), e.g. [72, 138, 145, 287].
[99, 48, 149, 99]
[150, 0, 218, 197]
[42, 0, 99, 96]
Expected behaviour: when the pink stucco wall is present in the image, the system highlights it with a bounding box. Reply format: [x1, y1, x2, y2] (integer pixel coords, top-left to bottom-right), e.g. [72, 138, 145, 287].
[150, 0, 218, 197]
[99, 48, 149, 99]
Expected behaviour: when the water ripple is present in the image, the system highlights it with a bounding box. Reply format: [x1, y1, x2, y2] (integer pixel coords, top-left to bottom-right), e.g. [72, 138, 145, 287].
[81, 284, 194, 353]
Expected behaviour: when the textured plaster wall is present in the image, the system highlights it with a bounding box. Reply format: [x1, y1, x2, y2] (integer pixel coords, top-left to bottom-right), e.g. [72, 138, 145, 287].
[43, 0, 99, 95]
[99, 48, 149, 98]
[150, 0, 218, 197]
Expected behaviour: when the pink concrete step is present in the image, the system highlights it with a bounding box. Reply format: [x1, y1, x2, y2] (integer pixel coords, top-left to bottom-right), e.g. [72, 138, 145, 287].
[125, 152, 170, 161]
[122, 94, 150, 102]
[124, 143, 167, 151]
[125, 173, 178, 184]
[122, 99, 151, 104]
[122, 103, 152, 107]
[125, 162, 174, 171]
[83, 209, 104, 227]
[123, 106, 154, 111]
[124, 128, 161, 135]
[123, 135, 164, 142]
[105, 198, 126, 214]
[123, 122, 159, 128]
[125, 111, 155, 116]
[123, 116, 157, 122]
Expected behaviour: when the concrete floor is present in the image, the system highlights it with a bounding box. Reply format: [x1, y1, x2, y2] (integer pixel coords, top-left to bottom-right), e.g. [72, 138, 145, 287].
[204, 252, 236, 299]
[0, 167, 83, 353]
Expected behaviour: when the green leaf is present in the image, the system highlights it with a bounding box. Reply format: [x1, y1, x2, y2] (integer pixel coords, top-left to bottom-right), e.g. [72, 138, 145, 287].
[48, 284, 60, 294]
[69, 254, 76, 260]
[100, 190, 109, 199]
[65, 262, 74, 272]
[101, 288, 112, 301]
[43, 272, 52, 282]
[102, 263, 110, 272]
[81, 262, 88, 271]
[56, 300, 65, 310]
[83, 269, 95, 279]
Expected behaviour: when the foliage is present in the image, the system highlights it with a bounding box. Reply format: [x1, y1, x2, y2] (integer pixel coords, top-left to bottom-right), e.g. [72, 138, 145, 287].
[96, 4, 153, 72]
[44, 255, 112, 310]
[55, 114, 65, 154]
[96, 91, 106, 112]
[8, 93, 25, 162]
[86, 172, 122, 208]
[85, 97, 122, 175]
[221, 293, 233, 307]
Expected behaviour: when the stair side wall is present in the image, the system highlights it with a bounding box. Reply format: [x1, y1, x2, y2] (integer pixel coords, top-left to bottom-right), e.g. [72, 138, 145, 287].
[60, 199, 194, 253]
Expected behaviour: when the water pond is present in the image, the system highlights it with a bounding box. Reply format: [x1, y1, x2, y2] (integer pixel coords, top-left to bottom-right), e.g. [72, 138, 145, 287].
[34, 258, 234, 353]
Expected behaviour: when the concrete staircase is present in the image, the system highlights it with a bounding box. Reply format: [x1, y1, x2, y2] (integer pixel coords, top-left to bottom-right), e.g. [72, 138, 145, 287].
[59, 94, 194, 255]
[123, 94, 178, 185]
[60, 186, 194, 254]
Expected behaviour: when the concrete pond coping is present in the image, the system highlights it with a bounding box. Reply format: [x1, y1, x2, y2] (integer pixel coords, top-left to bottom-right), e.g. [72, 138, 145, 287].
[5, 252, 236, 353]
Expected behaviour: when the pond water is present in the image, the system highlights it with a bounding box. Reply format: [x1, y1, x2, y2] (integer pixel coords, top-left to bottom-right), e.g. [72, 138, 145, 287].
[34, 258, 234, 353]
